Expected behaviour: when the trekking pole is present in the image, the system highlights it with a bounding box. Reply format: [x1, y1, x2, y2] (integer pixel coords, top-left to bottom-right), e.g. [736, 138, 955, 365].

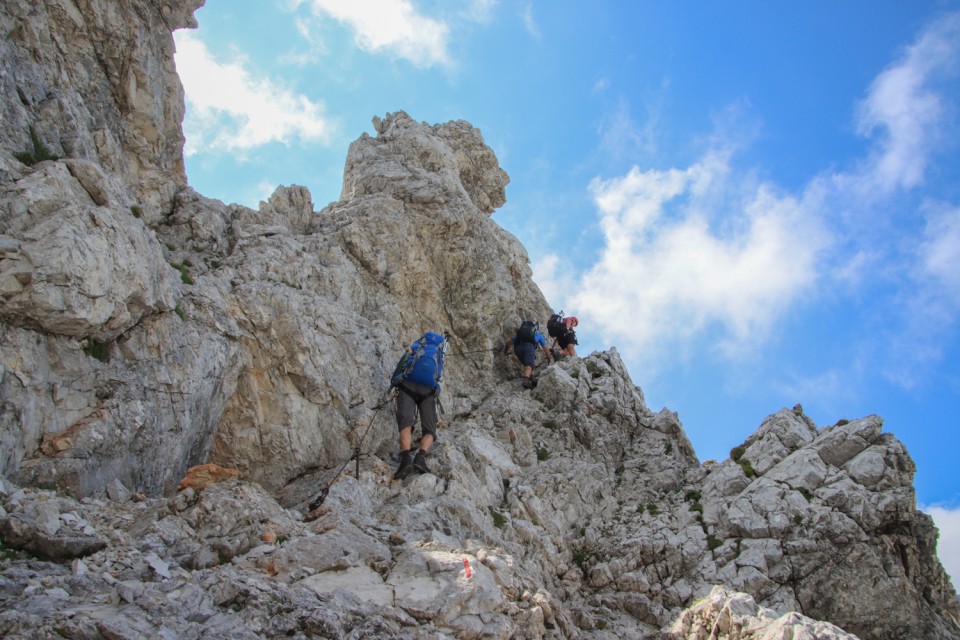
[308, 396, 391, 512]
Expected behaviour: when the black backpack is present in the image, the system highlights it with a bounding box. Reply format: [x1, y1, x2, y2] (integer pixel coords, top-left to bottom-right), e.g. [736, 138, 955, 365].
[547, 311, 565, 338]
[516, 320, 538, 344]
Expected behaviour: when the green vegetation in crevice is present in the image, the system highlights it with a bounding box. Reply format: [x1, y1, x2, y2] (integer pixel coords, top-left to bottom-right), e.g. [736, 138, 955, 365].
[83, 338, 111, 363]
[169, 261, 194, 285]
[14, 126, 59, 166]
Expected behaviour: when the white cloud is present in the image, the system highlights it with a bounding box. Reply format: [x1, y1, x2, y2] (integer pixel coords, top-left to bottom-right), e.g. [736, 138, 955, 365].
[462, 0, 498, 24]
[173, 31, 334, 155]
[596, 98, 659, 163]
[923, 504, 960, 591]
[572, 12, 960, 382]
[921, 205, 960, 305]
[573, 150, 830, 366]
[531, 254, 568, 309]
[852, 12, 960, 195]
[521, 3, 541, 40]
[302, 0, 451, 67]
[875, 202, 960, 389]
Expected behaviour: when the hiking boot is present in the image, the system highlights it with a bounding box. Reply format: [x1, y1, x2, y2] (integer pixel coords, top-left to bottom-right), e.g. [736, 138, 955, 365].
[412, 449, 431, 474]
[522, 376, 537, 390]
[393, 450, 415, 480]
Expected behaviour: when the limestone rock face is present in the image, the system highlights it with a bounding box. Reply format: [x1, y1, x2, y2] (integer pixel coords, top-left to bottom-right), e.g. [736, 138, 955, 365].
[0, 160, 181, 340]
[0, 2, 958, 639]
[0, 0, 200, 218]
[668, 585, 860, 640]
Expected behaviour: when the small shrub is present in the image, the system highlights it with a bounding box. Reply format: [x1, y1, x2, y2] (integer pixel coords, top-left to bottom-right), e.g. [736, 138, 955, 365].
[129, 205, 142, 218]
[615, 465, 625, 477]
[707, 534, 722, 551]
[793, 515, 803, 526]
[490, 508, 506, 529]
[536, 447, 549, 462]
[165, 243, 176, 252]
[636, 504, 646, 515]
[170, 262, 194, 285]
[14, 126, 59, 166]
[208, 259, 221, 269]
[836, 418, 850, 426]
[83, 339, 110, 363]
[730, 445, 746, 462]
[0, 541, 18, 561]
[689, 502, 703, 514]
[597, 620, 607, 630]
[738, 459, 757, 478]
[798, 487, 813, 502]
[664, 441, 673, 455]
[175, 306, 185, 321]
[685, 490, 702, 502]
[276, 535, 289, 545]
[570, 370, 580, 379]
[647, 503, 659, 516]
[573, 547, 593, 574]
[542, 420, 557, 430]
[502, 478, 510, 492]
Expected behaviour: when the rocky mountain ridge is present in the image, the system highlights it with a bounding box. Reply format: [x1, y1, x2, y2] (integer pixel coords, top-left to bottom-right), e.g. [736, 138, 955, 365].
[0, 1, 958, 638]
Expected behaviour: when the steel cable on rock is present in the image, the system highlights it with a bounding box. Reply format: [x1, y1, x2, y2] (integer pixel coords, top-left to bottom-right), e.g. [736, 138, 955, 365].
[308, 395, 392, 511]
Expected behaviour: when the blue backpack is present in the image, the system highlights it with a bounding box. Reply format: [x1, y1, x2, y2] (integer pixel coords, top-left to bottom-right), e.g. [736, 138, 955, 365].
[391, 332, 446, 389]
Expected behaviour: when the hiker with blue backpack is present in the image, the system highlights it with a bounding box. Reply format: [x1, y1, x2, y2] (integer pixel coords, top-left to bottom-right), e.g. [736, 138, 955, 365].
[391, 331, 447, 480]
[502, 320, 554, 389]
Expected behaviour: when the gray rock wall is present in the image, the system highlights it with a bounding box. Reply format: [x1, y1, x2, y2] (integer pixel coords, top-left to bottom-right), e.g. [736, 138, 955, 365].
[0, 2, 958, 639]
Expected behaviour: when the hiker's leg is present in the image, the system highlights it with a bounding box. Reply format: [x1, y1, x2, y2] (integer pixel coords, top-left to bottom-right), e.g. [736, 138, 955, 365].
[418, 398, 438, 453]
[396, 390, 418, 450]
[399, 425, 413, 451]
[419, 433, 434, 452]
[516, 343, 535, 379]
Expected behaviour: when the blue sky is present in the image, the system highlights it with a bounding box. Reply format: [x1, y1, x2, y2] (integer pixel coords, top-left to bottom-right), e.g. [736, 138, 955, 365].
[172, 1, 960, 584]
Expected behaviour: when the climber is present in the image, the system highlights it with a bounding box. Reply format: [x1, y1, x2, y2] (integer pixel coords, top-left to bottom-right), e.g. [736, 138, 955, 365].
[547, 312, 579, 358]
[502, 320, 554, 389]
[390, 332, 447, 480]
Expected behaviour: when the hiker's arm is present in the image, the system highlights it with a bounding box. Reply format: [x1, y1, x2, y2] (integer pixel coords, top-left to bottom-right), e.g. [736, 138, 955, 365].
[502, 338, 513, 355]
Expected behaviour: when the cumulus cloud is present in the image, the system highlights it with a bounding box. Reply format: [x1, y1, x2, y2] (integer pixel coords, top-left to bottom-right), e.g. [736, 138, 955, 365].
[572, 12, 960, 378]
[298, 0, 451, 67]
[851, 12, 960, 196]
[573, 150, 830, 365]
[173, 32, 334, 155]
[923, 504, 960, 590]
